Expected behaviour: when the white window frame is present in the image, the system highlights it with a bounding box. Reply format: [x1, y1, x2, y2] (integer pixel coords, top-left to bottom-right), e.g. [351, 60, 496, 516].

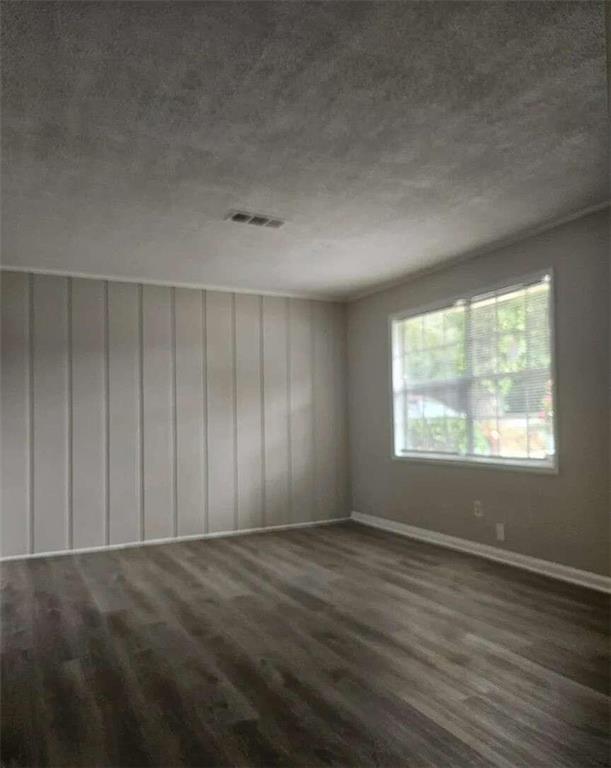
[388, 269, 559, 474]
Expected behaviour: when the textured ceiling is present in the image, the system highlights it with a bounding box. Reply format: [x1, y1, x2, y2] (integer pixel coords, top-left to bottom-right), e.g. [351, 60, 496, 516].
[1, 1, 608, 299]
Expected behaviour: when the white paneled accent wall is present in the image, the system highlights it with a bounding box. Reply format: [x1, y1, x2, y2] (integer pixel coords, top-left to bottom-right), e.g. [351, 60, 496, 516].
[0, 272, 349, 558]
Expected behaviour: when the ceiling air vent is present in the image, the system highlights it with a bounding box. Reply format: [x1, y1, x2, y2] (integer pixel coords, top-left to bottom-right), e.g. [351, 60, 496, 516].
[225, 210, 284, 228]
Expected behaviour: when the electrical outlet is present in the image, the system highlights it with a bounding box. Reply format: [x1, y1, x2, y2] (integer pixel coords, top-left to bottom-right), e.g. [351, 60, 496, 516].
[473, 500, 483, 518]
[496, 522, 505, 542]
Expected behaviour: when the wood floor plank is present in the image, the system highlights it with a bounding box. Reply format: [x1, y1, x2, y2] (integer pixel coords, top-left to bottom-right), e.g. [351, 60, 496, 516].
[1, 521, 609, 767]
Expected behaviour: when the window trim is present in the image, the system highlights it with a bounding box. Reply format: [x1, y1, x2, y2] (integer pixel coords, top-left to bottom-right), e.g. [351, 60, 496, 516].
[388, 268, 559, 474]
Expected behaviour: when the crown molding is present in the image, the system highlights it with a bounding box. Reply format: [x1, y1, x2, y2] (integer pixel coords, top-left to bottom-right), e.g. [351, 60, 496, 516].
[347, 200, 611, 303]
[2, 201, 608, 304]
[0, 265, 344, 304]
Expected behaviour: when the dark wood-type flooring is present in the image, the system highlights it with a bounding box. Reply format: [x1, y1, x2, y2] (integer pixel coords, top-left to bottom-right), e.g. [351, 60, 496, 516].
[2, 521, 610, 767]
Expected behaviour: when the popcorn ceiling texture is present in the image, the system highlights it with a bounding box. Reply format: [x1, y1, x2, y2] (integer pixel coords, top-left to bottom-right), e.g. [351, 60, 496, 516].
[1, 1, 608, 298]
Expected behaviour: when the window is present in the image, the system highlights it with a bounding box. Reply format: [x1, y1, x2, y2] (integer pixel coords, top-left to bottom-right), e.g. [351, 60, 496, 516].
[391, 273, 556, 470]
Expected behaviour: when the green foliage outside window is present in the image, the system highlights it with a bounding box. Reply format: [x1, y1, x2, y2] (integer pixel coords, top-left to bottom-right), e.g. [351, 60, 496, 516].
[393, 277, 555, 464]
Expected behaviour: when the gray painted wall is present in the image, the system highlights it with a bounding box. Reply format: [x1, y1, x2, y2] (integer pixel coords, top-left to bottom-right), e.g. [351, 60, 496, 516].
[1, 272, 349, 557]
[347, 209, 610, 576]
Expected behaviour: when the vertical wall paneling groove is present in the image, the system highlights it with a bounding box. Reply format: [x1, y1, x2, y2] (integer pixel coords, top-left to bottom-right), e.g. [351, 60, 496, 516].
[142, 285, 173, 540]
[259, 296, 267, 527]
[67, 279, 73, 549]
[108, 282, 141, 545]
[289, 299, 314, 524]
[104, 281, 110, 545]
[171, 288, 178, 538]
[71, 278, 106, 549]
[202, 290, 209, 533]
[32, 274, 69, 553]
[1, 272, 30, 556]
[310, 300, 318, 522]
[138, 284, 145, 541]
[333, 303, 349, 517]
[232, 294, 239, 530]
[328, 303, 339, 517]
[235, 293, 263, 530]
[206, 291, 236, 533]
[262, 296, 290, 526]
[312, 301, 336, 519]
[286, 299, 293, 523]
[28, 274, 34, 553]
[175, 287, 206, 537]
[311, 300, 321, 520]
[1, 271, 348, 558]
[325, 302, 340, 517]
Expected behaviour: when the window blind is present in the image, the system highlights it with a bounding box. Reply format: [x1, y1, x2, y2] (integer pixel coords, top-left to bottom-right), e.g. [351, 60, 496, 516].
[391, 274, 555, 468]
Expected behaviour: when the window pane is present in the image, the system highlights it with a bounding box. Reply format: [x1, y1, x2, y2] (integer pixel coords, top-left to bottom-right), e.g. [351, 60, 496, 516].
[447, 344, 466, 379]
[498, 332, 527, 372]
[406, 417, 427, 451]
[527, 373, 554, 459]
[528, 331, 551, 369]
[444, 306, 465, 344]
[528, 422, 554, 460]
[471, 296, 496, 336]
[471, 338, 497, 375]
[498, 417, 528, 459]
[446, 413, 468, 454]
[391, 275, 554, 467]
[403, 316, 423, 352]
[471, 378, 497, 419]
[470, 298, 497, 375]
[473, 419, 499, 456]
[526, 283, 551, 368]
[431, 352, 445, 382]
[424, 415, 447, 451]
[393, 354, 404, 391]
[423, 310, 444, 347]
[405, 393, 425, 450]
[497, 375, 519, 415]
[405, 351, 429, 384]
[526, 284, 549, 326]
[407, 393, 424, 421]
[496, 289, 525, 332]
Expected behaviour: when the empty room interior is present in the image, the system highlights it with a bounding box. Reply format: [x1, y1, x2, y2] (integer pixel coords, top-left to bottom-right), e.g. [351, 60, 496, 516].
[1, 1, 610, 766]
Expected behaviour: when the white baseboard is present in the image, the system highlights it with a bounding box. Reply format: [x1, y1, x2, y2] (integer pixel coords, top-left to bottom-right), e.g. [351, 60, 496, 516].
[6, 513, 609, 595]
[351, 511, 611, 594]
[0, 517, 350, 562]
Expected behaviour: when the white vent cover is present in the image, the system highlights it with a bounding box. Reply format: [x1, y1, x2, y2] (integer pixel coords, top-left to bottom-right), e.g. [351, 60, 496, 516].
[225, 210, 284, 228]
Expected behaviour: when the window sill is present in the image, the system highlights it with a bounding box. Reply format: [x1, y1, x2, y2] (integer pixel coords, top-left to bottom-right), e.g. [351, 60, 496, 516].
[392, 451, 558, 474]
